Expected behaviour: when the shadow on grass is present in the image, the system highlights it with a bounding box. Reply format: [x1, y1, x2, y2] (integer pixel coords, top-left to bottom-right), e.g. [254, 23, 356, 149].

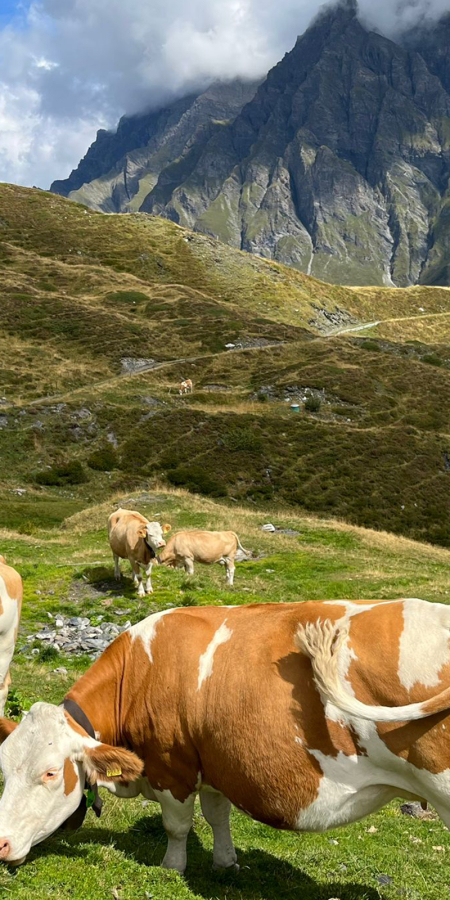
[34, 813, 380, 900]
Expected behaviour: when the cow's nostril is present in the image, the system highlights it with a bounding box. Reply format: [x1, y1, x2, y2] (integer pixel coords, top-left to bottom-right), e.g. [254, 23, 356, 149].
[0, 838, 11, 860]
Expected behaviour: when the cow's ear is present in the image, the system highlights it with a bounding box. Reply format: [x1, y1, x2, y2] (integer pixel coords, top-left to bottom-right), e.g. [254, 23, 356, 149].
[0, 718, 18, 744]
[83, 743, 143, 784]
[162, 523, 171, 534]
[137, 525, 147, 538]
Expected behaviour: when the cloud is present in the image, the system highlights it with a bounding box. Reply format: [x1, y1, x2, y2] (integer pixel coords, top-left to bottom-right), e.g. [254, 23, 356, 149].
[0, 0, 448, 189]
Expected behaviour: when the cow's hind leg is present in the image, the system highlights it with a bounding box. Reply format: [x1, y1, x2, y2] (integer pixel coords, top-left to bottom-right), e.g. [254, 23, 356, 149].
[113, 553, 121, 581]
[155, 790, 195, 874]
[184, 557, 194, 576]
[145, 561, 154, 594]
[224, 558, 235, 586]
[200, 790, 238, 871]
[0, 671, 11, 717]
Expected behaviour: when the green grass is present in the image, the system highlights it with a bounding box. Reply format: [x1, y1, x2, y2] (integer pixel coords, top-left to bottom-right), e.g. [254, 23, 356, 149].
[3, 489, 450, 898]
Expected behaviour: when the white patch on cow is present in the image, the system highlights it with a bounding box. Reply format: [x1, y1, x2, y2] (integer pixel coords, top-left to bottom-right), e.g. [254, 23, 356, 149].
[399, 599, 450, 691]
[297, 695, 450, 834]
[99, 775, 158, 801]
[296, 748, 400, 831]
[294, 736, 303, 745]
[129, 609, 175, 662]
[197, 621, 232, 690]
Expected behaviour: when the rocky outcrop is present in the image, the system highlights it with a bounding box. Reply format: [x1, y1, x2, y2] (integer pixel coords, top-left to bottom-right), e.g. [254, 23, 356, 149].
[51, 2, 450, 286]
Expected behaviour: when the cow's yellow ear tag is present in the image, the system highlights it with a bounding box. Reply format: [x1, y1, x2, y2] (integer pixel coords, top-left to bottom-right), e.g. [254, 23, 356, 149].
[106, 767, 122, 777]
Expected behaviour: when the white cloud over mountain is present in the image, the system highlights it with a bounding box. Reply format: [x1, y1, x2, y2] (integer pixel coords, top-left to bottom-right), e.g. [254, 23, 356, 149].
[0, 0, 447, 189]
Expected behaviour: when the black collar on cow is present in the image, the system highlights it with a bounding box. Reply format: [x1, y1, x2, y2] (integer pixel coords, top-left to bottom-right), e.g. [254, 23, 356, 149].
[59, 698, 103, 830]
[143, 536, 156, 559]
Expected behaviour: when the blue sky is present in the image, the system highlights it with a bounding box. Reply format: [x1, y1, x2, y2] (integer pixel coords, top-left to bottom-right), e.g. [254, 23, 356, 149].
[0, 1, 29, 25]
[0, 0, 448, 190]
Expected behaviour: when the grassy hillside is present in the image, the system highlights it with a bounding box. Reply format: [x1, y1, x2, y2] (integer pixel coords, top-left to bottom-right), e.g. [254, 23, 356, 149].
[2, 184, 450, 548]
[2, 488, 450, 900]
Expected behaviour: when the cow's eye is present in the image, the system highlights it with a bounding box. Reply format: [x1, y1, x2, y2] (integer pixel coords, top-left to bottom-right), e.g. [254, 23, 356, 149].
[42, 769, 60, 783]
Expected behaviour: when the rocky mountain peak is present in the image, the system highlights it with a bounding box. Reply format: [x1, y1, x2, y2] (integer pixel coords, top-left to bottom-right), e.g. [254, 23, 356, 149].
[51, 5, 450, 287]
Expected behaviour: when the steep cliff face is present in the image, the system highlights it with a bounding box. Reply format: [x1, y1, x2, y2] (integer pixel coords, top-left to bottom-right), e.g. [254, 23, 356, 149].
[51, 2, 450, 286]
[142, 2, 450, 287]
[50, 80, 260, 213]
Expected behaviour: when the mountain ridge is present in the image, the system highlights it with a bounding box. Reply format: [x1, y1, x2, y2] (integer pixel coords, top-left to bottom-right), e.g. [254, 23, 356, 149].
[51, 2, 450, 287]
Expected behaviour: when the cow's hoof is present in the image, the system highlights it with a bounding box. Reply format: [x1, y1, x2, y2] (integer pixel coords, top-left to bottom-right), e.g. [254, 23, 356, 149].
[146, 589, 153, 595]
[161, 861, 186, 874]
[213, 862, 240, 873]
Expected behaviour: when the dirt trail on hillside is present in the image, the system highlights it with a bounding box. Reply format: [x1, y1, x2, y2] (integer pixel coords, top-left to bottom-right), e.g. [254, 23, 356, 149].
[3, 342, 286, 411]
[6, 307, 450, 411]
[333, 309, 450, 335]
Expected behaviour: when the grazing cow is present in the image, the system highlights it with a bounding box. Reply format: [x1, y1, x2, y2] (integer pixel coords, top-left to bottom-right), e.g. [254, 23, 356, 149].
[4, 598, 450, 871]
[0, 556, 22, 716]
[179, 379, 193, 395]
[108, 509, 171, 596]
[157, 530, 250, 585]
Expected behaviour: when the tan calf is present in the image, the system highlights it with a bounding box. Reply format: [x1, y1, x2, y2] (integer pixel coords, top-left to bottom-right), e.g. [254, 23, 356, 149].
[0, 555, 22, 715]
[157, 530, 249, 585]
[108, 509, 171, 596]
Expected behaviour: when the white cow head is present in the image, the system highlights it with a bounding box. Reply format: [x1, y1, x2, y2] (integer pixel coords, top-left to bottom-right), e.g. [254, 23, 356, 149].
[0, 703, 143, 865]
[138, 522, 171, 553]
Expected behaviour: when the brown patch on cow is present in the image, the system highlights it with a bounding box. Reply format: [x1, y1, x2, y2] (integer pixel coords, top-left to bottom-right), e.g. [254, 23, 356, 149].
[63, 758, 78, 795]
[66, 631, 133, 745]
[0, 718, 18, 743]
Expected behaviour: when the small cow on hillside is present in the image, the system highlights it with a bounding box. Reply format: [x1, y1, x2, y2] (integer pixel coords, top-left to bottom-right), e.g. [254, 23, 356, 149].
[0, 555, 22, 716]
[157, 530, 250, 585]
[179, 379, 193, 395]
[108, 509, 171, 596]
[4, 599, 450, 872]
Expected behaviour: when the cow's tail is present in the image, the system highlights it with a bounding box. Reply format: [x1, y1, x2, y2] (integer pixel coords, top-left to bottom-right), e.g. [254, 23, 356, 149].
[296, 619, 450, 723]
[232, 533, 251, 559]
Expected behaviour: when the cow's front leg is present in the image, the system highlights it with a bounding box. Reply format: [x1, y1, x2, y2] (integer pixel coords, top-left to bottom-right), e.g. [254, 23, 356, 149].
[200, 790, 238, 871]
[184, 557, 194, 576]
[130, 560, 145, 597]
[113, 553, 121, 581]
[155, 790, 196, 874]
[145, 561, 154, 594]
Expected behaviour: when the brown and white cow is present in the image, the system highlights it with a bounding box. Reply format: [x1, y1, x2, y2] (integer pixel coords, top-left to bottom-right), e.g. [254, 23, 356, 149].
[3, 598, 450, 871]
[0, 556, 22, 716]
[179, 379, 193, 395]
[157, 530, 249, 585]
[108, 509, 171, 596]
